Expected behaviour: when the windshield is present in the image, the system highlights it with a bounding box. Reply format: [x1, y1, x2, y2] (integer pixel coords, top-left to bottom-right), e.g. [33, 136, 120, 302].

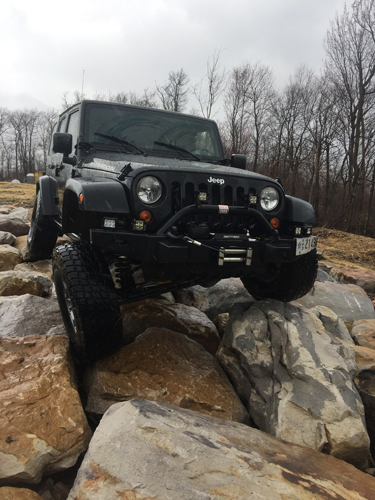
[83, 102, 224, 161]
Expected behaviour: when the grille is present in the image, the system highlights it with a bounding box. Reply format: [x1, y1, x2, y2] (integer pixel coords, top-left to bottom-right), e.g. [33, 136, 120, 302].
[171, 181, 248, 212]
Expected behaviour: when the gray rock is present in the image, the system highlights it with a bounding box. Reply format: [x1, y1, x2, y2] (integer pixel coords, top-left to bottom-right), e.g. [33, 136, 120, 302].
[217, 300, 370, 470]
[176, 278, 253, 320]
[296, 281, 375, 324]
[67, 399, 375, 500]
[8, 207, 30, 222]
[310, 305, 354, 343]
[317, 267, 336, 282]
[0, 231, 16, 245]
[0, 216, 29, 237]
[0, 294, 66, 338]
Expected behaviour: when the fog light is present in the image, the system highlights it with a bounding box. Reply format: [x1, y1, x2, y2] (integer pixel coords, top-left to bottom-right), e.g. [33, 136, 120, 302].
[133, 219, 145, 231]
[198, 192, 208, 202]
[249, 195, 258, 205]
[270, 218, 280, 229]
[295, 227, 302, 235]
[139, 210, 152, 223]
[307, 227, 312, 235]
[103, 218, 116, 228]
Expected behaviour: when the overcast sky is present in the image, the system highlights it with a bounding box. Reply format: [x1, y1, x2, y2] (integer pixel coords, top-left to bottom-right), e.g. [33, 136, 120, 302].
[1, 0, 348, 114]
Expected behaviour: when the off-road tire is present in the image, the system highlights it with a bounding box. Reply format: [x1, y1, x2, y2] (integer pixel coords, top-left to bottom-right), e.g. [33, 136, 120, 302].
[27, 190, 59, 260]
[241, 249, 318, 302]
[53, 241, 123, 363]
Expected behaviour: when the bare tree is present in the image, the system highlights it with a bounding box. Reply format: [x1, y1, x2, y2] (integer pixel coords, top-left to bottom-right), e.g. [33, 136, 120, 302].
[192, 49, 227, 118]
[155, 69, 190, 112]
[324, 2, 375, 231]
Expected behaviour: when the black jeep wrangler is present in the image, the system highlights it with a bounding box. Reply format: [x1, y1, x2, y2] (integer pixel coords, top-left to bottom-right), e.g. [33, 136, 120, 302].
[28, 100, 317, 362]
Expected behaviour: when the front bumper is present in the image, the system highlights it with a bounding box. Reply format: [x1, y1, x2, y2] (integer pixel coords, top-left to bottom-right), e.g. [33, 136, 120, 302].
[90, 205, 311, 266]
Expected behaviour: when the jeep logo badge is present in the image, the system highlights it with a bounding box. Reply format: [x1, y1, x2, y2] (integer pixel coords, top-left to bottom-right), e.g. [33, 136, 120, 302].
[207, 176, 225, 184]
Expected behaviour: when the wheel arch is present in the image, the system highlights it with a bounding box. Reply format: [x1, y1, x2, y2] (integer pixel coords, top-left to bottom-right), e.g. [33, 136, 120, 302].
[37, 175, 59, 217]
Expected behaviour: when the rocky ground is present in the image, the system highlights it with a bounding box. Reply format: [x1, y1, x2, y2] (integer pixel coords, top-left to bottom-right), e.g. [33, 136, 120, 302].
[2, 183, 375, 498]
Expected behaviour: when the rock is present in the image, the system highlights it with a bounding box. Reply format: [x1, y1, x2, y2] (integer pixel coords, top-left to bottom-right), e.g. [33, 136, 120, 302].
[296, 281, 375, 325]
[0, 335, 92, 484]
[0, 231, 16, 245]
[8, 207, 30, 222]
[120, 298, 221, 354]
[355, 367, 375, 455]
[310, 304, 354, 343]
[320, 261, 375, 296]
[0, 205, 15, 214]
[14, 259, 53, 279]
[84, 327, 249, 424]
[213, 312, 229, 338]
[0, 216, 29, 237]
[0, 270, 52, 297]
[217, 300, 370, 470]
[317, 267, 337, 282]
[67, 399, 375, 500]
[337, 339, 375, 371]
[176, 278, 253, 320]
[351, 319, 375, 350]
[0, 244, 22, 271]
[13, 234, 28, 252]
[0, 294, 66, 338]
[0, 487, 43, 499]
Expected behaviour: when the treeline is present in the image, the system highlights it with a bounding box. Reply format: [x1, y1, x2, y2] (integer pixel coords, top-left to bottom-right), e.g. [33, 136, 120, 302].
[1, 0, 375, 236]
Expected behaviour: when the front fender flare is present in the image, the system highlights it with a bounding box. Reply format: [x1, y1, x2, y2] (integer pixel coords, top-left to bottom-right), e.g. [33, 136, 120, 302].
[64, 179, 130, 213]
[285, 195, 315, 224]
[37, 175, 59, 217]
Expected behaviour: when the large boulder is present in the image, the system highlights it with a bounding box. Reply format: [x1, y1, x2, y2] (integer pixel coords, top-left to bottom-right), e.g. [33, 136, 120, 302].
[337, 339, 375, 371]
[320, 261, 375, 296]
[0, 216, 29, 237]
[0, 270, 52, 297]
[296, 281, 375, 325]
[0, 244, 22, 271]
[67, 399, 375, 500]
[120, 298, 221, 354]
[14, 260, 53, 280]
[84, 327, 249, 424]
[176, 278, 253, 320]
[0, 294, 66, 338]
[0, 335, 92, 484]
[355, 367, 375, 454]
[217, 300, 371, 470]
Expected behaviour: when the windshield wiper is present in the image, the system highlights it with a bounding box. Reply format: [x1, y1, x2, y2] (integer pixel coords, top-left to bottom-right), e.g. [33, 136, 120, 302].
[94, 132, 144, 155]
[153, 141, 201, 161]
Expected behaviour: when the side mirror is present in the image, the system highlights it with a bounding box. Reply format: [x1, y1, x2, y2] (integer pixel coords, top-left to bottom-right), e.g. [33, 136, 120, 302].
[53, 133, 73, 156]
[231, 154, 247, 170]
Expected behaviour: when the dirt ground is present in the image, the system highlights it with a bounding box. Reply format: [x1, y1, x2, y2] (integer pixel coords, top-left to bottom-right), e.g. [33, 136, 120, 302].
[0, 181, 36, 208]
[1, 181, 374, 271]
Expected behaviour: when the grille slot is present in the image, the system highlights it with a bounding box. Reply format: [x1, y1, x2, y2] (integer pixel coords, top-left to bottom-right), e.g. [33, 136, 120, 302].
[171, 181, 246, 211]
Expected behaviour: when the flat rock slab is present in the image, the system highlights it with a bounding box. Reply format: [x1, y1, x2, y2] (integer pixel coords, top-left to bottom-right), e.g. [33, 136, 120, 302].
[84, 327, 248, 424]
[68, 399, 375, 500]
[0, 294, 66, 338]
[0, 335, 92, 484]
[120, 298, 221, 354]
[296, 281, 375, 324]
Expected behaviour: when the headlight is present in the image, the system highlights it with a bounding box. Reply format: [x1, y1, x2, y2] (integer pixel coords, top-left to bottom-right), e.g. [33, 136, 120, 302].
[137, 176, 162, 204]
[260, 186, 279, 211]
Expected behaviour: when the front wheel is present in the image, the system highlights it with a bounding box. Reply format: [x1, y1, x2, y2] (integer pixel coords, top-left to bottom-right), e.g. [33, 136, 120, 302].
[53, 241, 123, 363]
[27, 190, 59, 260]
[241, 249, 318, 302]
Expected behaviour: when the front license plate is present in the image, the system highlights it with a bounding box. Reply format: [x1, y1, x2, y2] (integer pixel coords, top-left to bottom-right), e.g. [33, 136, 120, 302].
[295, 236, 317, 256]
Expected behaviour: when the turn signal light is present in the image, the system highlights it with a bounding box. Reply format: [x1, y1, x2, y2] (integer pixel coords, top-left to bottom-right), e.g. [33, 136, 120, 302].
[270, 218, 280, 229]
[79, 193, 84, 203]
[139, 210, 152, 223]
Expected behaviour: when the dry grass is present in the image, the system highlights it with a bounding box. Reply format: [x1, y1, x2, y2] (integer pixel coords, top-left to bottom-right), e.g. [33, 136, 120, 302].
[0, 181, 36, 208]
[314, 227, 375, 271]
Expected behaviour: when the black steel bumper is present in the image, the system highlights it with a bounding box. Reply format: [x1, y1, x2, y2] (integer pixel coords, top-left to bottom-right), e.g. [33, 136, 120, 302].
[90, 205, 302, 265]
